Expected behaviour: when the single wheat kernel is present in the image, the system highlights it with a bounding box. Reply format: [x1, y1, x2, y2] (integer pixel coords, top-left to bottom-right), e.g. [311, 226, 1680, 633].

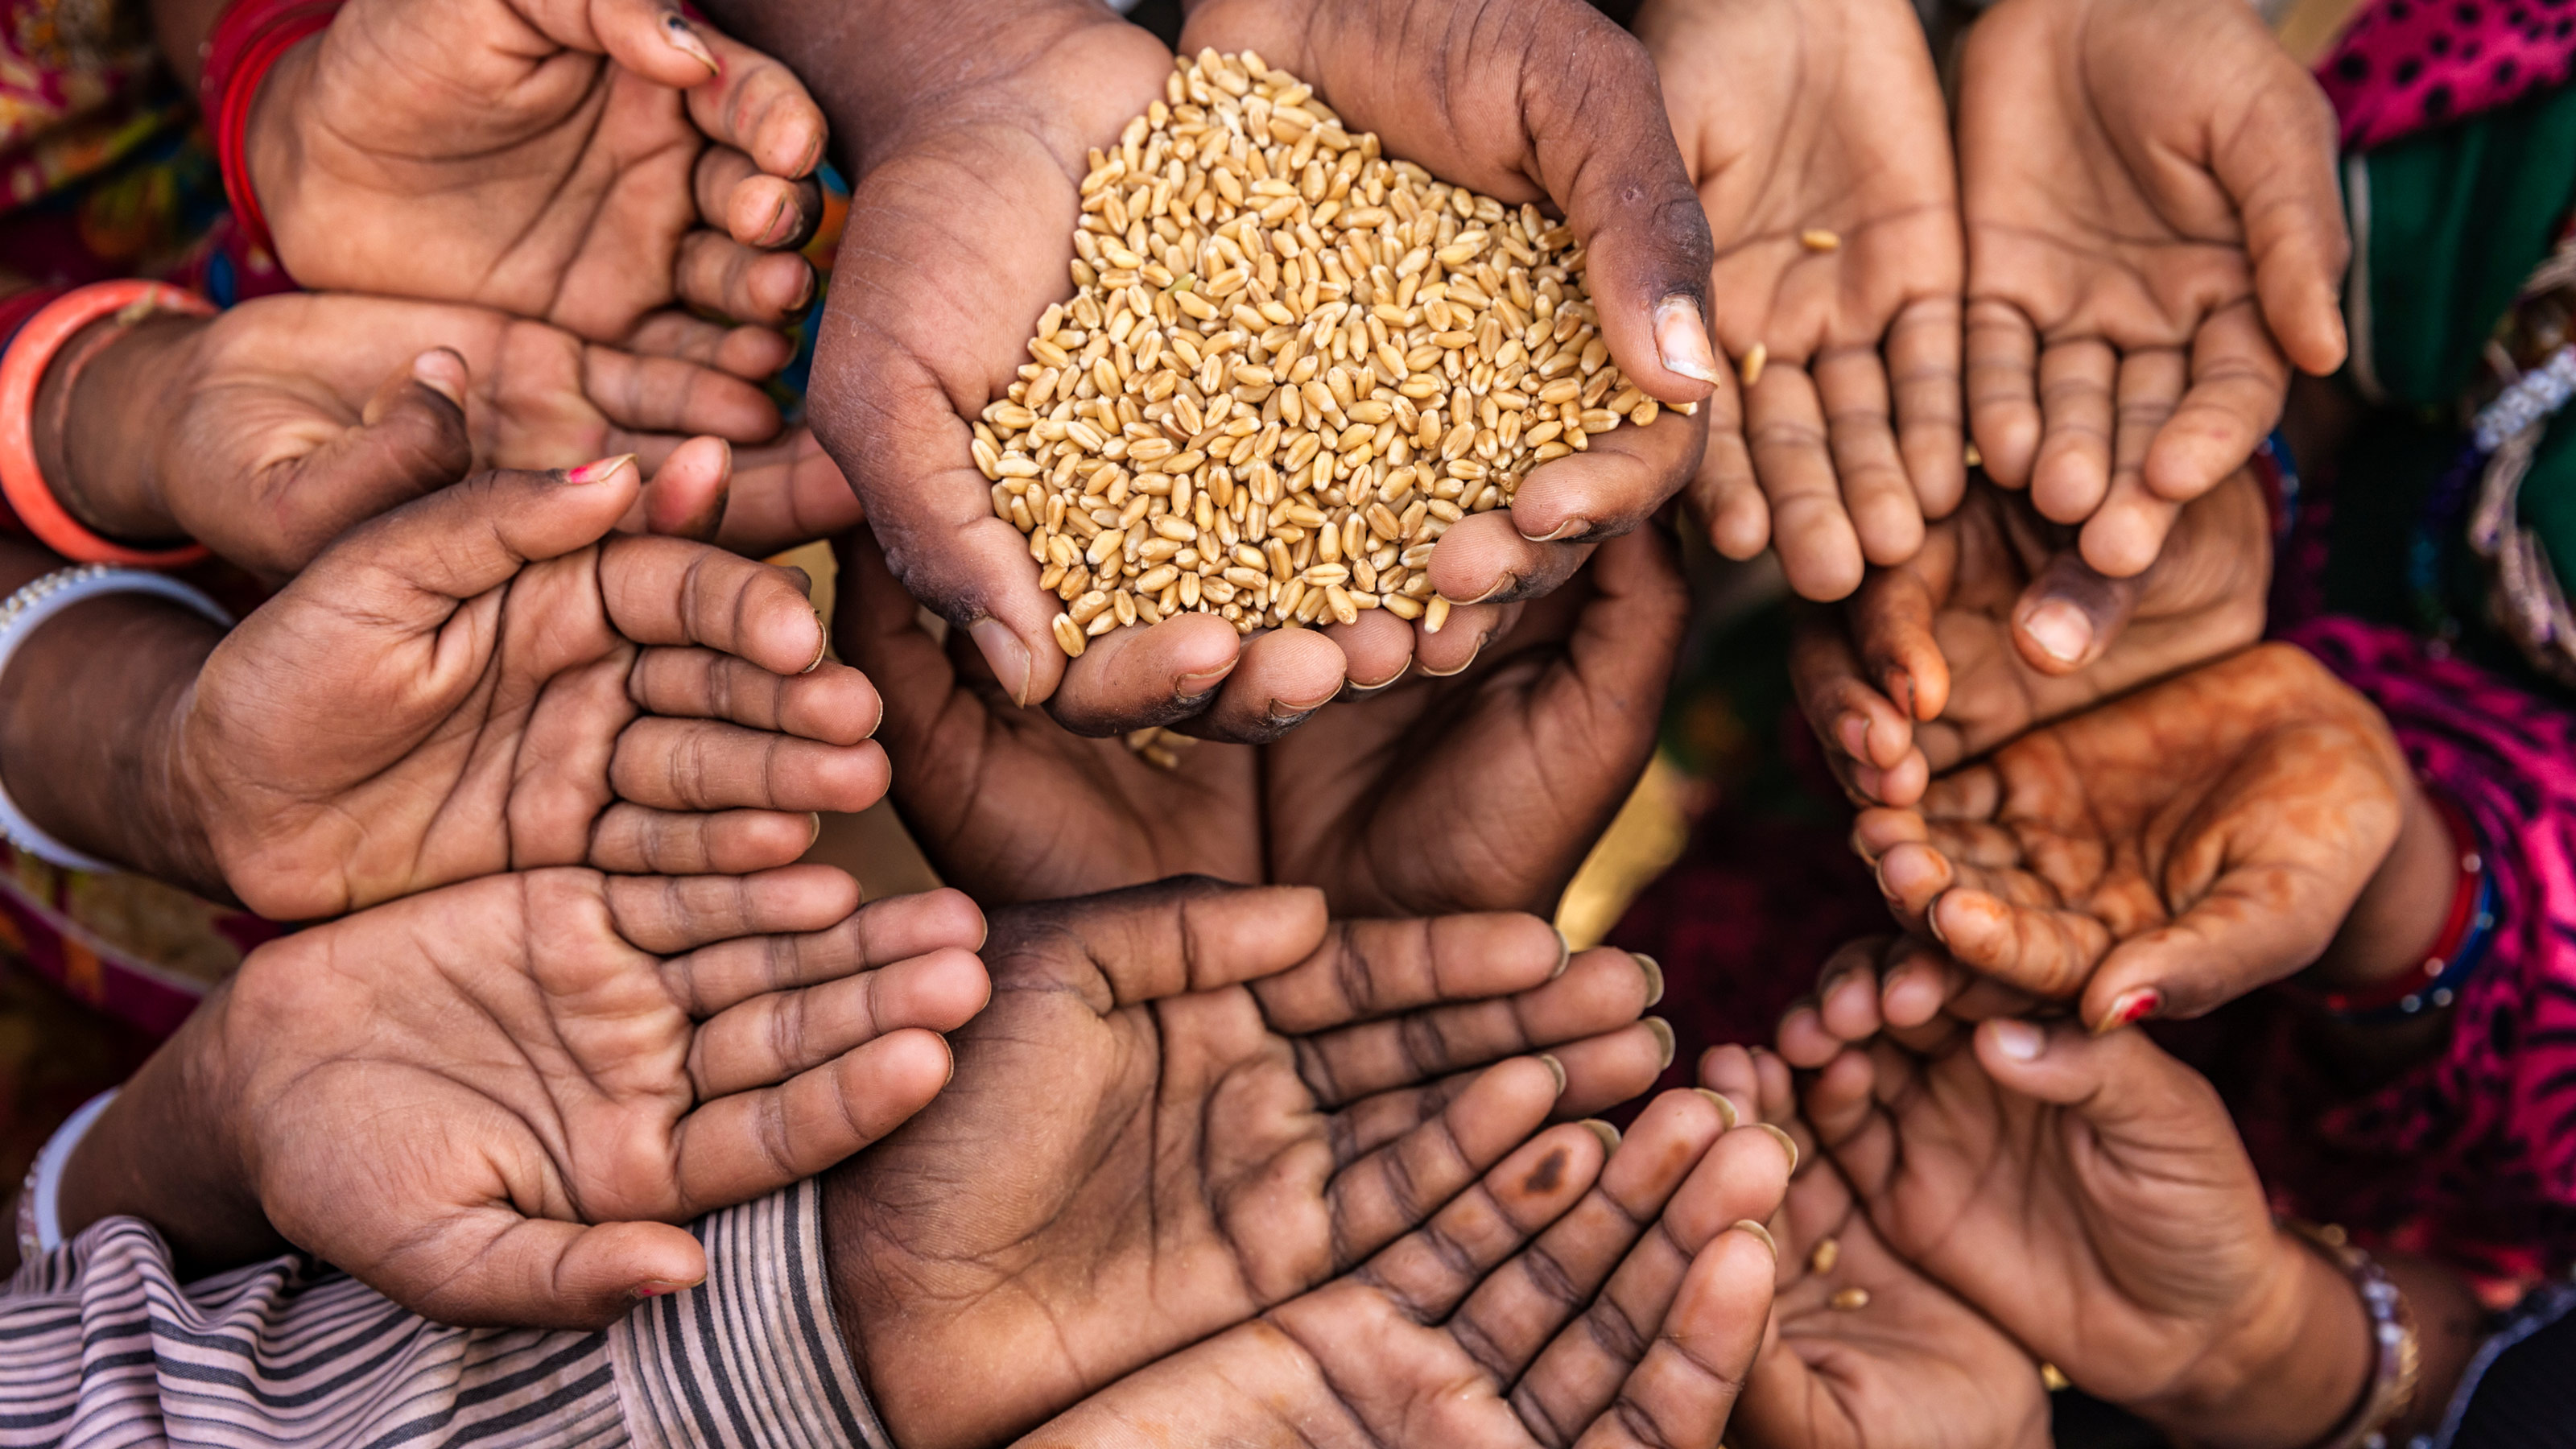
[1809, 1237, 1839, 1275]
[1799, 229, 1842, 252]
[1828, 1287, 1871, 1311]
[995, 52, 1653, 657]
[1740, 342, 1769, 389]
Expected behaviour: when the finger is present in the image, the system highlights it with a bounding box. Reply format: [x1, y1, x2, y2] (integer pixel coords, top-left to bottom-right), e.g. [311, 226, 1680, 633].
[1964, 298, 2041, 489]
[2029, 337, 2117, 526]
[1889, 294, 1968, 521]
[587, 803, 824, 876]
[2138, 303, 2291, 515]
[671, 1027, 956, 1210]
[1255, 912, 1570, 1036]
[1972, 1017, 2242, 1150]
[595, 533, 827, 673]
[710, 430, 866, 558]
[382, 1215, 708, 1330]
[1851, 545, 1953, 724]
[693, 145, 824, 250]
[1814, 346, 1926, 568]
[2078, 857, 2384, 1029]
[578, 0, 729, 89]
[2010, 546, 2147, 674]
[674, 231, 817, 328]
[662, 886, 986, 1016]
[1447, 1090, 1734, 1378]
[1926, 887, 2114, 1001]
[609, 718, 890, 814]
[1166, 626, 1349, 743]
[1571, 1227, 1776, 1449]
[243, 348, 477, 575]
[627, 650, 882, 745]
[2215, 80, 2351, 377]
[600, 863, 860, 953]
[1047, 613, 1248, 738]
[1546, 1020, 1676, 1119]
[984, 877, 1329, 1006]
[1293, 946, 1658, 1106]
[1355, 1118, 1612, 1327]
[688, 945, 989, 1097]
[1325, 607, 1418, 693]
[1748, 363, 1864, 601]
[580, 345, 780, 443]
[2070, 345, 2186, 580]
[1686, 368, 1766, 559]
[302, 458, 644, 622]
[1426, 513, 1598, 609]
[1328, 1056, 1575, 1270]
[1502, 408, 1707, 554]
[622, 312, 796, 380]
[681, 23, 830, 182]
[1413, 598, 1518, 678]
[637, 433, 733, 542]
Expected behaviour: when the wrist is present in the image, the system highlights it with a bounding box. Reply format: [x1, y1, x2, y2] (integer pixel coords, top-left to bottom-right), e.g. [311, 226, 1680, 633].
[2308, 774, 2467, 995]
[2144, 1226, 2374, 1449]
[237, 32, 316, 258]
[32, 313, 198, 548]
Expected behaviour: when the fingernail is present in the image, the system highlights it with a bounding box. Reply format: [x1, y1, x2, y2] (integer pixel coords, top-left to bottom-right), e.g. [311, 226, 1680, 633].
[759, 195, 796, 248]
[1695, 1087, 1739, 1131]
[1538, 1053, 1567, 1096]
[631, 1278, 697, 1300]
[2095, 988, 2161, 1035]
[967, 618, 1034, 708]
[2021, 599, 2094, 665]
[1550, 926, 1572, 980]
[1653, 295, 1723, 386]
[1583, 1119, 1622, 1154]
[1633, 952, 1664, 1007]
[1837, 714, 1869, 761]
[662, 11, 720, 73]
[565, 454, 636, 485]
[1730, 1219, 1779, 1259]
[1176, 662, 1236, 703]
[1991, 1018, 2046, 1060]
[1417, 630, 1492, 679]
[1646, 1016, 1675, 1069]
[1451, 575, 1517, 608]
[1753, 1121, 1800, 1174]
[805, 811, 823, 846]
[410, 349, 466, 407]
[1521, 516, 1591, 543]
[1852, 764, 1884, 801]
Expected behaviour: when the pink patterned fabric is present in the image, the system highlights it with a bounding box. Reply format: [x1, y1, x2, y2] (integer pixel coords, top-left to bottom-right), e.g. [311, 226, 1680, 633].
[2240, 618, 2576, 1292]
[2318, 0, 2576, 151]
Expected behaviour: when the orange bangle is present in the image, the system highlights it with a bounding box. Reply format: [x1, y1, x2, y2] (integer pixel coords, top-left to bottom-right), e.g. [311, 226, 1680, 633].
[0, 281, 215, 568]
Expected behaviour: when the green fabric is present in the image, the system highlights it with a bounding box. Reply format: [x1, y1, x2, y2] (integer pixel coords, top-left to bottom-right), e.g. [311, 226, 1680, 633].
[2363, 84, 2576, 410]
[2517, 407, 2576, 577]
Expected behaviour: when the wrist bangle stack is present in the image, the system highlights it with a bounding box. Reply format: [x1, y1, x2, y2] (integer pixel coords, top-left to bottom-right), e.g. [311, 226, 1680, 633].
[201, 0, 345, 262]
[0, 280, 216, 568]
[0, 565, 233, 873]
[2313, 786, 2498, 1022]
[13, 1088, 119, 1264]
[2286, 1220, 2423, 1449]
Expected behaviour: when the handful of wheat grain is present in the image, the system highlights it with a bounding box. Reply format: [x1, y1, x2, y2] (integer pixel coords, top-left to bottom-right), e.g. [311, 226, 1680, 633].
[974, 49, 1682, 661]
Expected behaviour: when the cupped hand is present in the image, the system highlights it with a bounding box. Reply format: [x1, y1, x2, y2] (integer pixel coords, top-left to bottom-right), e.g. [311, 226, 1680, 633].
[46, 295, 785, 578]
[1026, 1088, 1794, 1449]
[1639, 0, 1964, 602]
[1959, 0, 2347, 577]
[838, 523, 1684, 919]
[1697, 1040, 2050, 1449]
[175, 456, 890, 921]
[251, 0, 825, 359]
[1790, 987, 2372, 1448]
[1792, 468, 2268, 807]
[821, 877, 1676, 1448]
[68, 865, 988, 1327]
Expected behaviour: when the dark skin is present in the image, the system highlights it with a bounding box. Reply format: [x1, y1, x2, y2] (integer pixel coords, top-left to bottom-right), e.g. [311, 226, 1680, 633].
[836, 521, 1687, 919]
[821, 877, 1674, 1448]
[693, 0, 1717, 738]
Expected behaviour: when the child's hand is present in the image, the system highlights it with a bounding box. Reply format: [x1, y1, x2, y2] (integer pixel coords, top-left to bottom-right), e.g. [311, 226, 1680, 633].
[1853, 643, 2412, 1030]
[1791, 468, 2268, 807]
[60, 865, 989, 1327]
[1637, 0, 1964, 601]
[1959, 0, 2347, 577]
[250, 0, 826, 358]
[1790, 984, 2380, 1449]
[176, 456, 891, 920]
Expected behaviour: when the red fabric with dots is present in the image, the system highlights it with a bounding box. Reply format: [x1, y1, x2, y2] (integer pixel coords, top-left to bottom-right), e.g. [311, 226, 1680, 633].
[2319, 0, 2576, 150]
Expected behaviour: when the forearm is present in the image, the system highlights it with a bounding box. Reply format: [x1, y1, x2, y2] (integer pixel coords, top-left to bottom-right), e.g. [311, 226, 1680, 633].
[2147, 1228, 2372, 1449]
[2310, 771, 2454, 993]
[0, 539, 229, 897]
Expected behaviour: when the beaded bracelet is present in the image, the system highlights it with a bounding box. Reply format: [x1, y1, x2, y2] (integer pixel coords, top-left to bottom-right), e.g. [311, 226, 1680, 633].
[0, 565, 233, 873]
[2285, 1220, 2421, 1449]
[201, 0, 345, 262]
[11, 1088, 118, 1264]
[0, 281, 215, 568]
[2311, 786, 2497, 1022]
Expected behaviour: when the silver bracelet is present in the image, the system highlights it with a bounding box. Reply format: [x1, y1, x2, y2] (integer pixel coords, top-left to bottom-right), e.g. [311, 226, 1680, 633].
[13, 1088, 118, 1263]
[0, 564, 230, 873]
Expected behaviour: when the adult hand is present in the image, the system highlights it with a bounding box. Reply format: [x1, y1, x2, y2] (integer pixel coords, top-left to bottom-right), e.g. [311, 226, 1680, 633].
[838, 523, 1686, 919]
[60, 866, 988, 1328]
[1638, 0, 1965, 602]
[1789, 988, 2377, 1449]
[1175, 2, 1719, 613]
[1959, 0, 2347, 577]
[1026, 1088, 1794, 1449]
[1855, 643, 2413, 1029]
[1696, 1044, 2051, 1449]
[39, 295, 785, 578]
[1791, 468, 2268, 807]
[822, 877, 1675, 1447]
[250, 0, 824, 361]
[175, 456, 890, 921]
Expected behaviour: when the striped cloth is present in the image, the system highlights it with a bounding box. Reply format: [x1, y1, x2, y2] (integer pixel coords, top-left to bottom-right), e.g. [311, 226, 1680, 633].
[0, 1181, 892, 1449]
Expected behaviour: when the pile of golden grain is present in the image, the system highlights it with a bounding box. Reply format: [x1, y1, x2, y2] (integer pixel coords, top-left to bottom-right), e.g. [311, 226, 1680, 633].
[973, 49, 1675, 659]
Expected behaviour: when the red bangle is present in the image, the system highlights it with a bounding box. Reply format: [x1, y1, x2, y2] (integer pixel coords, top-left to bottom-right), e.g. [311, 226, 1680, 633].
[2313, 786, 2487, 1017]
[200, 0, 343, 262]
[0, 282, 217, 568]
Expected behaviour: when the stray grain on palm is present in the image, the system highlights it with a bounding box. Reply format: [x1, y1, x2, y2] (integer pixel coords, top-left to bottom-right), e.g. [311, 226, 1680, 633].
[973, 51, 1666, 658]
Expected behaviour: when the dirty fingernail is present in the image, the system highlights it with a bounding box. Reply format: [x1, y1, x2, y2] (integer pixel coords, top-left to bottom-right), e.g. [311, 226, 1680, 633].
[967, 618, 1034, 708]
[2021, 598, 2095, 665]
[1646, 1016, 1675, 1069]
[1633, 952, 1664, 1006]
[1695, 1087, 1740, 1131]
[1753, 1121, 1800, 1174]
[1538, 1054, 1567, 1096]
[663, 11, 720, 72]
[1653, 295, 1722, 386]
[1583, 1119, 1622, 1154]
[1730, 1219, 1779, 1258]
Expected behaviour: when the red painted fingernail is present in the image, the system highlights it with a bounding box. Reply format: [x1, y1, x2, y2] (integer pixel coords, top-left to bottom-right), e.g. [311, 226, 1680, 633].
[565, 454, 636, 485]
[2095, 988, 2161, 1034]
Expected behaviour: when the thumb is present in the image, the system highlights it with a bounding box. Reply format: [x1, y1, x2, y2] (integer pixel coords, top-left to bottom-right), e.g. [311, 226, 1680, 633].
[386, 1215, 708, 1330]
[254, 349, 475, 576]
[642, 436, 733, 542]
[1971, 1016, 2243, 1164]
[2011, 547, 2145, 675]
[2215, 76, 2351, 378]
[578, 0, 724, 89]
[306, 455, 645, 614]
